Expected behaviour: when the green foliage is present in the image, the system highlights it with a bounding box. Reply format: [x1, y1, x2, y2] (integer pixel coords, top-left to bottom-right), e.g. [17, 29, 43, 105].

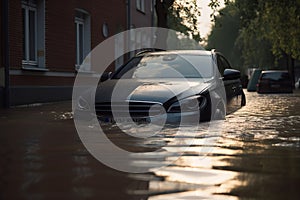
[207, 0, 300, 71]
[162, 0, 299, 71]
[259, 0, 300, 60]
[237, 0, 300, 63]
[206, 3, 243, 69]
[236, 25, 275, 69]
[167, 0, 202, 42]
[209, 0, 231, 20]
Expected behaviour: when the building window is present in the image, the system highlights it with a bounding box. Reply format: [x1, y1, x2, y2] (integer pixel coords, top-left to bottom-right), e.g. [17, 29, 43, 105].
[136, 0, 145, 13]
[75, 16, 84, 66]
[75, 10, 91, 70]
[22, 0, 45, 69]
[22, 0, 37, 65]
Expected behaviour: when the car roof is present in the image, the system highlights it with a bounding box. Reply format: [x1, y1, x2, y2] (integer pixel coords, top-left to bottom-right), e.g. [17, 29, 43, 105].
[261, 70, 289, 74]
[139, 50, 213, 56]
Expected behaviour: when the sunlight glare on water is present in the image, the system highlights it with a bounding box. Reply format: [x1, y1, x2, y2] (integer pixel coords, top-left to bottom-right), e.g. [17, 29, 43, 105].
[125, 90, 300, 199]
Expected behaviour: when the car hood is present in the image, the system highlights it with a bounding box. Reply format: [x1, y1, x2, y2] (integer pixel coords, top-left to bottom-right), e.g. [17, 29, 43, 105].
[95, 79, 213, 104]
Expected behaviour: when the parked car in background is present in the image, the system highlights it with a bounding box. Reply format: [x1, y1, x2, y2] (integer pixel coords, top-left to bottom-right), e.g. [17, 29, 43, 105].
[257, 70, 293, 93]
[247, 69, 262, 92]
[83, 50, 246, 124]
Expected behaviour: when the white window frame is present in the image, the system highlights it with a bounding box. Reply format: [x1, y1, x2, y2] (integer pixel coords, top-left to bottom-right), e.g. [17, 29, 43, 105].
[75, 9, 91, 71]
[136, 0, 145, 13]
[22, 4, 38, 66]
[75, 17, 85, 67]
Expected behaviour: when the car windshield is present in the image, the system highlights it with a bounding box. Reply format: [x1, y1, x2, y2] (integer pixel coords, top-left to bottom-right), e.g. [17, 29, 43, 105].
[113, 54, 214, 79]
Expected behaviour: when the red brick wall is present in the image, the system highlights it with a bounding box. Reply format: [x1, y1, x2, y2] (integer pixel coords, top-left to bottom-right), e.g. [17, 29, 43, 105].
[131, 0, 153, 28]
[9, 0, 23, 70]
[88, 0, 127, 48]
[11, 75, 75, 86]
[6, 0, 155, 104]
[46, 0, 126, 72]
[45, 0, 75, 72]
[7, 0, 127, 73]
[0, 0, 2, 69]
[89, 0, 127, 72]
[8, 0, 128, 87]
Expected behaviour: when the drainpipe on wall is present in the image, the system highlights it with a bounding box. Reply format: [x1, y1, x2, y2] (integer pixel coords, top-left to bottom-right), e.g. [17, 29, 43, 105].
[3, 0, 10, 108]
[151, 0, 155, 27]
[126, 0, 131, 30]
[151, 0, 156, 46]
[126, 0, 131, 61]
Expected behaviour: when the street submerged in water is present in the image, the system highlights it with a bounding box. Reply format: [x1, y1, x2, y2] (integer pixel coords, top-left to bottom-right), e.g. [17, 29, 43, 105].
[1, 90, 300, 199]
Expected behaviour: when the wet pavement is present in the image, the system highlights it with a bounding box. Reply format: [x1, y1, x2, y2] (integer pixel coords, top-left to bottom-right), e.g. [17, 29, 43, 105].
[1, 90, 300, 199]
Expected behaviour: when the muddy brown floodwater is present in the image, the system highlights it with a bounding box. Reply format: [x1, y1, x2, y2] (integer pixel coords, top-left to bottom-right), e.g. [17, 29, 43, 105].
[0, 90, 300, 200]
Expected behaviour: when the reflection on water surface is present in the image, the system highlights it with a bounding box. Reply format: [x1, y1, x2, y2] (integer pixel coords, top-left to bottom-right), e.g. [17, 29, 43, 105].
[124, 91, 300, 199]
[1, 91, 299, 199]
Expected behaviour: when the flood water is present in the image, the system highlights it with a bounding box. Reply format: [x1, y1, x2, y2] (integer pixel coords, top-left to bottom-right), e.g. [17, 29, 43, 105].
[1, 90, 300, 199]
[106, 90, 300, 200]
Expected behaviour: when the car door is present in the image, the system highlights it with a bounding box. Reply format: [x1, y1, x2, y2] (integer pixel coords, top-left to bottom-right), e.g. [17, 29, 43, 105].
[217, 54, 242, 114]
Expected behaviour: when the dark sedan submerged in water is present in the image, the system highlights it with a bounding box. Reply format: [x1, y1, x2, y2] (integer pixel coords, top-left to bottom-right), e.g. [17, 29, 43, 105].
[78, 50, 245, 124]
[257, 70, 293, 94]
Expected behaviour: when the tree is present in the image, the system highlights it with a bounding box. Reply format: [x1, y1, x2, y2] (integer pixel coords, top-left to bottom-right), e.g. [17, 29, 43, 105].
[206, 3, 243, 68]
[235, 25, 275, 69]
[154, 0, 175, 48]
[168, 0, 201, 42]
[154, 0, 232, 49]
[207, 0, 299, 70]
[233, 1, 276, 70]
[259, 0, 300, 60]
[235, 0, 300, 82]
[155, 0, 175, 29]
[155, 0, 202, 48]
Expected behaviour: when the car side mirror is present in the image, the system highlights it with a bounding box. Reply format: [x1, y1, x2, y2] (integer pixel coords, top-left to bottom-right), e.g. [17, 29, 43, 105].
[100, 72, 112, 82]
[223, 69, 241, 80]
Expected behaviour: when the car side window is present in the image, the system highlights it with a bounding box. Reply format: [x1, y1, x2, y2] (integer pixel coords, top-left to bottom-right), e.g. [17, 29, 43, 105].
[113, 57, 142, 79]
[217, 56, 225, 75]
[217, 55, 231, 75]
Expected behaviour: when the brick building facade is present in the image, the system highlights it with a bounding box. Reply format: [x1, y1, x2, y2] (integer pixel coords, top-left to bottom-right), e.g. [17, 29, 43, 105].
[1, 0, 154, 107]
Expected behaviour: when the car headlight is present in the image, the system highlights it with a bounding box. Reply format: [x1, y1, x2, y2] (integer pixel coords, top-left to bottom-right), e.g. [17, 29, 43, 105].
[77, 96, 90, 111]
[167, 95, 207, 113]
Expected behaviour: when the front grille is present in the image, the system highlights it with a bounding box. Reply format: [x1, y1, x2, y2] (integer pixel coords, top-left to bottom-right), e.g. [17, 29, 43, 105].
[95, 101, 164, 117]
